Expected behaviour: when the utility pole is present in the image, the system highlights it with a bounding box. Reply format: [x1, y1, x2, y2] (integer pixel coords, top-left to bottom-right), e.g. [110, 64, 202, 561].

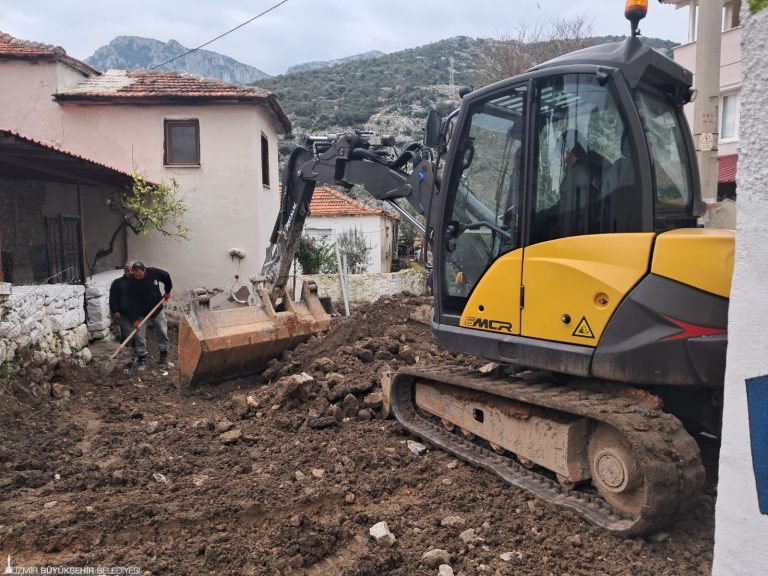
[692, 0, 723, 204]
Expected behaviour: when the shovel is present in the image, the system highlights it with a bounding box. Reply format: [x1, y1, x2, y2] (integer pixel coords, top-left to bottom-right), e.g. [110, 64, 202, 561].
[101, 299, 165, 376]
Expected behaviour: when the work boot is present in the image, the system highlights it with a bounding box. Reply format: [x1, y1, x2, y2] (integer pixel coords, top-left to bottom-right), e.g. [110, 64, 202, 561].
[136, 355, 147, 372]
[159, 351, 169, 366]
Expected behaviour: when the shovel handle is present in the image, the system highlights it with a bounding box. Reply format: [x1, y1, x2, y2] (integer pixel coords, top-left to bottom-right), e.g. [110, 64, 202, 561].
[108, 299, 165, 360]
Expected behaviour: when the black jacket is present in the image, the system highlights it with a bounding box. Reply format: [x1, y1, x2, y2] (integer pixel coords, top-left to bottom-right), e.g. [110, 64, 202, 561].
[109, 275, 132, 315]
[127, 267, 173, 321]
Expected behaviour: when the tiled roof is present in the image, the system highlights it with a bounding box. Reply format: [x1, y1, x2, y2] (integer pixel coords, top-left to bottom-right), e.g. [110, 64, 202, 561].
[718, 154, 738, 184]
[55, 69, 291, 133]
[0, 31, 98, 75]
[309, 187, 399, 220]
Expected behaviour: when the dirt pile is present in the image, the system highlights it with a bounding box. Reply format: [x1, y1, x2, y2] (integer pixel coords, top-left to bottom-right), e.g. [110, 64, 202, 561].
[0, 296, 715, 575]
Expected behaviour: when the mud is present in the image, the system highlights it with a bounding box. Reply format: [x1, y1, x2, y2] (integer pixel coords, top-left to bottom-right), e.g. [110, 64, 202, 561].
[0, 296, 715, 575]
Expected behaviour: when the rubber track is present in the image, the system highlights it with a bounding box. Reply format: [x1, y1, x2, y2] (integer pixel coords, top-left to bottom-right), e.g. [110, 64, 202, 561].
[390, 365, 705, 536]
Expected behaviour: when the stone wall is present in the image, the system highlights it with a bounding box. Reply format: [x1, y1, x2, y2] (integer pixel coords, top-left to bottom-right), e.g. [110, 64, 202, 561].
[0, 284, 90, 369]
[298, 268, 427, 304]
[85, 269, 123, 341]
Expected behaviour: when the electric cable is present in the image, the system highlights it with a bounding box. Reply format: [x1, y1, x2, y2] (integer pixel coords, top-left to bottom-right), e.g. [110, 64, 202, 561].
[149, 0, 290, 71]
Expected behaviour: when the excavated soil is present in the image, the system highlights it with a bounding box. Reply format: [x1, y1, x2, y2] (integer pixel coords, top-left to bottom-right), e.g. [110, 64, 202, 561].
[0, 296, 715, 575]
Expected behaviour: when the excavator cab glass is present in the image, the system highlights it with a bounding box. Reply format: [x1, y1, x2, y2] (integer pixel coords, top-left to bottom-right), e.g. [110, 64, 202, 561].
[442, 85, 527, 306]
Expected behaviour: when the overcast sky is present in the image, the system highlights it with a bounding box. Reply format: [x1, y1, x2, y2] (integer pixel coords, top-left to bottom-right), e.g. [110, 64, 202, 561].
[0, 0, 690, 76]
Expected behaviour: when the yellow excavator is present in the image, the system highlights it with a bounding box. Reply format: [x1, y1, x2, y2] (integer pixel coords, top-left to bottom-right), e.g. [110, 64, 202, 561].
[179, 0, 734, 535]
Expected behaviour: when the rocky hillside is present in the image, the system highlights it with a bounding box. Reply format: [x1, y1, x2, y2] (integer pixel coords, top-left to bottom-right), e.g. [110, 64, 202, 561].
[85, 36, 271, 83]
[286, 50, 385, 74]
[255, 35, 678, 143]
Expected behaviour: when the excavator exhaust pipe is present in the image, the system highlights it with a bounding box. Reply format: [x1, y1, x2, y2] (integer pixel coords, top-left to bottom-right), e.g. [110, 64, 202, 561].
[178, 280, 330, 389]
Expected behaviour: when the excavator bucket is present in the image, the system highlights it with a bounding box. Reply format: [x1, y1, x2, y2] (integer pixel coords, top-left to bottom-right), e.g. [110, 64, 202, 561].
[178, 280, 330, 389]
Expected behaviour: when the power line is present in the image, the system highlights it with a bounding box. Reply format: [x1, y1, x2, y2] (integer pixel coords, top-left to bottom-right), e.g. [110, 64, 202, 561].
[149, 0, 290, 71]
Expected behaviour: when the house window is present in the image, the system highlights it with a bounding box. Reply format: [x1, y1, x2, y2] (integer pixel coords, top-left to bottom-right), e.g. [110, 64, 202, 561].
[164, 119, 200, 165]
[261, 134, 270, 187]
[721, 94, 739, 141]
[722, 0, 741, 31]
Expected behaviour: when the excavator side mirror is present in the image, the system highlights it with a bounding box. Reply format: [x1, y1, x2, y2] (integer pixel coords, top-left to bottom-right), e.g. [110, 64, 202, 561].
[424, 109, 444, 148]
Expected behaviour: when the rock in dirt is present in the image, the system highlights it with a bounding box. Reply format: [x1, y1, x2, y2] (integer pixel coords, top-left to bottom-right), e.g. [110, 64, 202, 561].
[229, 394, 250, 420]
[218, 429, 242, 445]
[43, 500, 57, 509]
[379, 369, 393, 419]
[499, 551, 523, 562]
[440, 515, 466, 528]
[438, 565, 454, 576]
[342, 393, 359, 418]
[399, 346, 417, 365]
[422, 549, 451, 568]
[281, 372, 315, 402]
[326, 379, 374, 402]
[311, 468, 324, 478]
[345, 492, 355, 504]
[313, 357, 336, 373]
[146, 420, 162, 435]
[51, 383, 72, 399]
[409, 304, 432, 325]
[369, 521, 396, 547]
[647, 531, 670, 543]
[354, 347, 374, 363]
[357, 408, 373, 420]
[363, 391, 384, 410]
[407, 440, 427, 455]
[459, 528, 484, 544]
[112, 470, 125, 484]
[215, 419, 234, 433]
[295, 470, 306, 481]
[566, 533, 583, 547]
[308, 416, 338, 429]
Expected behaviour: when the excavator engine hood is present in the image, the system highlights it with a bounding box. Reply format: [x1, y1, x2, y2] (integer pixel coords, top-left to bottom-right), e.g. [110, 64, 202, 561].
[178, 280, 330, 388]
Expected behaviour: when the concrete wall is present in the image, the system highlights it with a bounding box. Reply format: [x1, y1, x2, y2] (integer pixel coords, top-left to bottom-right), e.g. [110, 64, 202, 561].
[57, 102, 281, 297]
[0, 283, 90, 369]
[305, 214, 397, 274]
[298, 267, 427, 304]
[712, 3, 768, 574]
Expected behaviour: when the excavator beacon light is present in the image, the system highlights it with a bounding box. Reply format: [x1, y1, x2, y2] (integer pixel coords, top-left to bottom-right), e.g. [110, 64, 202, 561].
[625, 0, 648, 36]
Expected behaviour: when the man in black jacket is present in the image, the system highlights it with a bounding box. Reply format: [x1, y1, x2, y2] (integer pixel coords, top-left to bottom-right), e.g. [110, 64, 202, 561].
[109, 264, 133, 343]
[127, 262, 173, 369]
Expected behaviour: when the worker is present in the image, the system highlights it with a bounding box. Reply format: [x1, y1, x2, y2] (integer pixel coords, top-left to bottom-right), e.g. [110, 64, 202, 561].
[109, 264, 134, 344]
[127, 262, 173, 369]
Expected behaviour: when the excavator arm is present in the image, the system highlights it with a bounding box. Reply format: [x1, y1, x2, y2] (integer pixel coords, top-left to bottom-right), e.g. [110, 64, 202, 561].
[257, 131, 437, 301]
[179, 130, 441, 388]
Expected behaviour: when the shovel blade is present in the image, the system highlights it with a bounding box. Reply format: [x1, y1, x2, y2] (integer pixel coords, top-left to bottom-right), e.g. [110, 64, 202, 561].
[178, 281, 330, 389]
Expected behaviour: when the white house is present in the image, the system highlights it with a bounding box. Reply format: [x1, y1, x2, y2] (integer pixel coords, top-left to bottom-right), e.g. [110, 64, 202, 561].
[0, 31, 291, 297]
[304, 187, 399, 274]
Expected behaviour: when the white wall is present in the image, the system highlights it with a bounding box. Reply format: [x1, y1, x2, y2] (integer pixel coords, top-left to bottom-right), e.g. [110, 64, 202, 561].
[0, 60, 88, 144]
[712, 4, 768, 574]
[305, 214, 396, 274]
[55, 102, 281, 297]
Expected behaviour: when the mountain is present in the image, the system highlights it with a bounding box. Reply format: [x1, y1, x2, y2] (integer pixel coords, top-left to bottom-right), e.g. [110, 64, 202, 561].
[254, 35, 679, 145]
[85, 36, 271, 83]
[286, 50, 385, 74]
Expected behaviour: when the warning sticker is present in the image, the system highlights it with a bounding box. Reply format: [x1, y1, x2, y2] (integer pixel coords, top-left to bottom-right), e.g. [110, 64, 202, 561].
[572, 317, 595, 339]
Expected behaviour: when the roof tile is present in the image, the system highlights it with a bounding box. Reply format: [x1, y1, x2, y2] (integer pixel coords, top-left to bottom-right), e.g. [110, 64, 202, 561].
[0, 30, 98, 74]
[309, 187, 399, 220]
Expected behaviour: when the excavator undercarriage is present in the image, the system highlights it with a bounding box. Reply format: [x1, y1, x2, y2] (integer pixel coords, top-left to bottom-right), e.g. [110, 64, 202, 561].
[391, 366, 704, 536]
